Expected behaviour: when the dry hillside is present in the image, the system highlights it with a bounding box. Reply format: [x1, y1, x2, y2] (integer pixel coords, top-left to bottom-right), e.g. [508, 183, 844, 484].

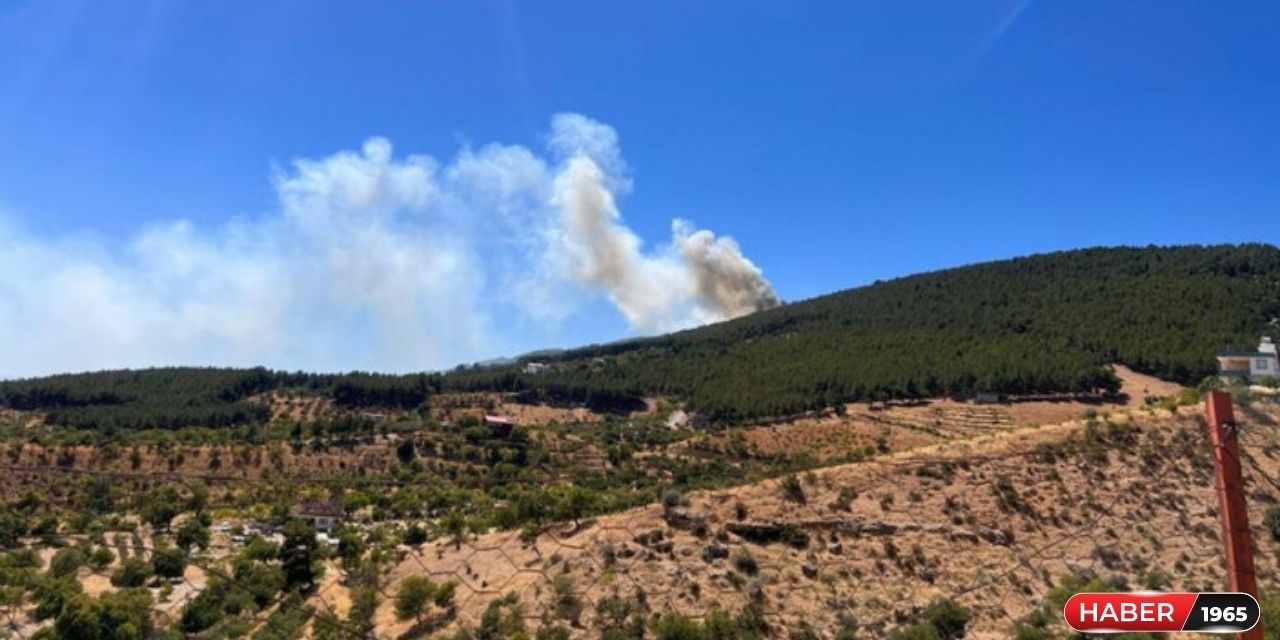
[341, 397, 1280, 639]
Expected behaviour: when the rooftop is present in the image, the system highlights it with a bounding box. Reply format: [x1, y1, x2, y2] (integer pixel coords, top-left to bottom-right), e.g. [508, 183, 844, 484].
[296, 500, 346, 518]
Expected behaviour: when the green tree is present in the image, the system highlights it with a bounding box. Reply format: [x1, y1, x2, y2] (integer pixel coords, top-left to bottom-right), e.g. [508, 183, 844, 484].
[232, 558, 285, 608]
[31, 574, 82, 622]
[402, 524, 428, 546]
[280, 520, 318, 592]
[175, 515, 210, 552]
[554, 486, 601, 528]
[139, 486, 182, 532]
[396, 438, 416, 464]
[394, 576, 436, 623]
[75, 478, 115, 515]
[54, 588, 153, 640]
[441, 510, 468, 549]
[241, 535, 280, 562]
[434, 580, 457, 610]
[151, 546, 186, 580]
[89, 548, 116, 570]
[179, 586, 225, 633]
[0, 512, 27, 548]
[49, 547, 88, 579]
[109, 558, 153, 588]
[186, 483, 209, 514]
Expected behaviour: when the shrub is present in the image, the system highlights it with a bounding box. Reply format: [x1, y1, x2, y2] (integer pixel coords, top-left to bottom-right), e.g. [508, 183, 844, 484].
[89, 547, 116, 569]
[780, 475, 806, 504]
[551, 575, 582, 624]
[889, 599, 971, 640]
[830, 487, 857, 512]
[732, 550, 759, 576]
[651, 612, 703, 640]
[110, 558, 154, 588]
[475, 592, 527, 640]
[434, 580, 457, 609]
[662, 489, 686, 511]
[0, 512, 27, 548]
[49, 547, 87, 578]
[923, 600, 972, 639]
[403, 524, 428, 546]
[1265, 505, 1280, 542]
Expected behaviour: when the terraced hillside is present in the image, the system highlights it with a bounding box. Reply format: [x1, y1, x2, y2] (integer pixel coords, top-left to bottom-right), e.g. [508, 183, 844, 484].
[346, 396, 1280, 639]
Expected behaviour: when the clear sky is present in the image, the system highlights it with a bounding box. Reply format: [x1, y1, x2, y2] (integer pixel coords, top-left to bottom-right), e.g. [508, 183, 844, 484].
[1, 1, 1277, 377]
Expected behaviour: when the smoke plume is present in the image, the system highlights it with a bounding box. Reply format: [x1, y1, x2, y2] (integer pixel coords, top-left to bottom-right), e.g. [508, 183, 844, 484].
[674, 220, 781, 318]
[0, 113, 778, 377]
[550, 154, 779, 331]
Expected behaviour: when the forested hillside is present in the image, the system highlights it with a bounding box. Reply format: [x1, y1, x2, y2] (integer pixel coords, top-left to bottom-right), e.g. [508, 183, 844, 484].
[0, 369, 441, 430]
[451, 244, 1280, 420]
[3, 244, 1277, 427]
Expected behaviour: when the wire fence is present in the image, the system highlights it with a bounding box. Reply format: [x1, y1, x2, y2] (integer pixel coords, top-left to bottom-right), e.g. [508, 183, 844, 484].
[1, 397, 1278, 639]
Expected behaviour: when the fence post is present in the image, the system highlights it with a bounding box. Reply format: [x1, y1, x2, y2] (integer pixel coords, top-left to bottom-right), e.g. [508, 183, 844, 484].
[1204, 390, 1264, 640]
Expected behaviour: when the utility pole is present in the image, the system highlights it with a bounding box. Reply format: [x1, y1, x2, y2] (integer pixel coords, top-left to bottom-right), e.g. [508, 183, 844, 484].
[1204, 390, 1264, 640]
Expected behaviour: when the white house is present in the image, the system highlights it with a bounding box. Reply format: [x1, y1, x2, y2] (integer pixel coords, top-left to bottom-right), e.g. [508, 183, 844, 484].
[1217, 336, 1278, 381]
[295, 500, 346, 532]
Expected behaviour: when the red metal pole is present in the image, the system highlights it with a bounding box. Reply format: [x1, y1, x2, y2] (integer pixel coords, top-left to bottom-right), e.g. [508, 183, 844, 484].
[1204, 390, 1264, 640]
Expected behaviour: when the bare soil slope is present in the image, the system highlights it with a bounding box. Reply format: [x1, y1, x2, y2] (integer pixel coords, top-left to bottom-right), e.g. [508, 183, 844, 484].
[365, 399, 1280, 639]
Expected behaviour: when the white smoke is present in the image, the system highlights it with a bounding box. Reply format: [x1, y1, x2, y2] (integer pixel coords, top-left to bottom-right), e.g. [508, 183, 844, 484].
[0, 114, 777, 377]
[673, 220, 781, 320]
[549, 154, 778, 331]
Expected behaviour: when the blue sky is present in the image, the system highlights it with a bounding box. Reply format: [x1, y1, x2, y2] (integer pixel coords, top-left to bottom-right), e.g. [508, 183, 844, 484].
[1, 1, 1277, 376]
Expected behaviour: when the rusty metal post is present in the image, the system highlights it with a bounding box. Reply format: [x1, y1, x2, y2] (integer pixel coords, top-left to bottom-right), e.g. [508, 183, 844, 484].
[1205, 390, 1264, 640]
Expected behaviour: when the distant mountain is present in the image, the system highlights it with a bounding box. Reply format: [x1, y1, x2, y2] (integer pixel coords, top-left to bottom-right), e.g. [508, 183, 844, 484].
[4, 244, 1278, 428]
[448, 244, 1280, 421]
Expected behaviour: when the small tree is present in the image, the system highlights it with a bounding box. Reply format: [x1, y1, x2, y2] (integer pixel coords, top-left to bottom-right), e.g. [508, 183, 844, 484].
[152, 546, 187, 580]
[441, 511, 468, 550]
[110, 558, 154, 588]
[281, 520, 318, 592]
[140, 486, 183, 532]
[55, 589, 154, 640]
[396, 438, 417, 464]
[433, 581, 457, 610]
[338, 531, 366, 571]
[555, 486, 601, 528]
[780, 474, 806, 504]
[394, 576, 436, 623]
[180, 585, 225, 633]
[89, 547, 116, 570]
[0, 512, 27, 548]
[176, 515, 211, 552]
[49, 547, 88, 578]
